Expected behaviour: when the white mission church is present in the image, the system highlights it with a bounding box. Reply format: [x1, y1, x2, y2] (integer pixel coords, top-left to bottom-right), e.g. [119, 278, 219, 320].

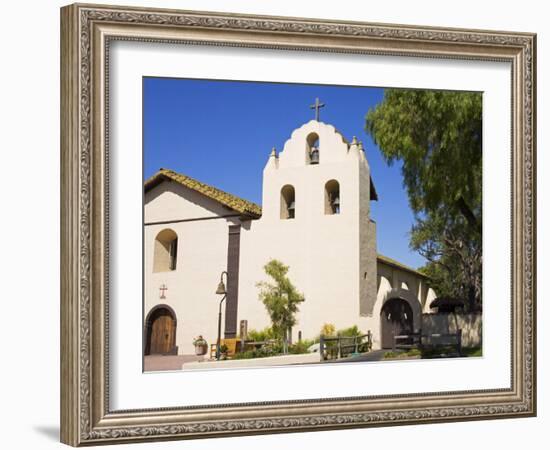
[144, 109, 436, 357]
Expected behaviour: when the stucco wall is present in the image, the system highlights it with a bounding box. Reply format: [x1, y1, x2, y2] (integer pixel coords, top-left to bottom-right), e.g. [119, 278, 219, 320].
[145, 180, 235, 222]
[144, 183, 240, 354]
[421, 313, 482, 348]
[369, 260, 435, 349]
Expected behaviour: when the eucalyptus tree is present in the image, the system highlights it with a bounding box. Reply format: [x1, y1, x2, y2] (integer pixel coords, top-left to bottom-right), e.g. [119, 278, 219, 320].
[366, 89, 482, 310]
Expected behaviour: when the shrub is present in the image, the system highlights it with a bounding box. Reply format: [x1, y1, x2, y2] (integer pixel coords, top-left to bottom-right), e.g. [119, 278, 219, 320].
[462, 346, 482, 357]
[288, 339, 316, 354]
[247, 327, 277, 342]
[232, 344, 279, 360]
[232, 350, 259, 360]
[337, 325, 362, 337]
[320, 323, 336, 336]
[383, 348, 421, 360]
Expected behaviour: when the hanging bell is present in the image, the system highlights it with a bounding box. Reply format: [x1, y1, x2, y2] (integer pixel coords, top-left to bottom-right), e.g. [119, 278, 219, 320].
[332, 196, 340, 214]
[287, 201, 296, 218]
[310, 147, 319, 164]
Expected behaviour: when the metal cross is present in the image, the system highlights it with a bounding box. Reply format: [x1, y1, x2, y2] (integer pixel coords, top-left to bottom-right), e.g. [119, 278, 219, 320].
[159, 284, 168, 299]
[310, 97, 325, 121]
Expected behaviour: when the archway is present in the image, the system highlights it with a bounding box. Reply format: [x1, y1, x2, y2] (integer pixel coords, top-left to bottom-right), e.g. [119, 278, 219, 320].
[144, 305, 178, 355]
[380, 298, 414, 349]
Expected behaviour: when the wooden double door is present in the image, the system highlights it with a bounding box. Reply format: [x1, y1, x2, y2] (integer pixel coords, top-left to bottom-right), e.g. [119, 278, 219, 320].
[380, 298, 413, 349]
[145, 306, 177, 355]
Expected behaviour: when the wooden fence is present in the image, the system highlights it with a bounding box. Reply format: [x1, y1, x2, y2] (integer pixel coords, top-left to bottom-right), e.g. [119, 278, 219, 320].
[319, 332, 372, 361]
[393, 329, 462, 357]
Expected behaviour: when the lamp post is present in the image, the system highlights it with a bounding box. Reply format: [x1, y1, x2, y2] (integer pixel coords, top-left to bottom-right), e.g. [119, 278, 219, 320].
[215, 271, 228, 360]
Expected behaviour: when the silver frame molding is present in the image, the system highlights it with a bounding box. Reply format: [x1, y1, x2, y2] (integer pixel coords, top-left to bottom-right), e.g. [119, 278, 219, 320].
[60, 3, 536, 446]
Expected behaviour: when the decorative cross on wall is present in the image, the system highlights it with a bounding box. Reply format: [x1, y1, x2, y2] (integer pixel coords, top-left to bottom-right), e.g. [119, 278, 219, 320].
[310, 97, 325, 121]
[159, 284, 168, 299]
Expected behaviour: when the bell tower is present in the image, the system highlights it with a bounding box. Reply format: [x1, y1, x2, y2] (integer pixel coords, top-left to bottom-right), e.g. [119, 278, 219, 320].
[258, 101, 378, 325]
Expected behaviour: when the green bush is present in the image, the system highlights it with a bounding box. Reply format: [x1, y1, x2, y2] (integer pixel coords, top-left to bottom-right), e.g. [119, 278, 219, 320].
[232, 350, 259, 360]
[421, 345, 459, 358]
[232, 338, 284, 360]
[383, 346, 482, 360]
[320, 323, 336, 336]
[383, 348, 421, 359]
[232, 345, 278, 360]
[288, 339, 315, 354]
[461, 346, 482, 357]
[246, 327, 277, 342]
[421, 345, 482, 358]
[337, 325, 362, 337]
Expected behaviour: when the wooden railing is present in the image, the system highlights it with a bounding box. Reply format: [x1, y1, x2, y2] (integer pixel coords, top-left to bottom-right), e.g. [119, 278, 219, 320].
[393, 329, 462, 356]
[319, 332, 372, 361]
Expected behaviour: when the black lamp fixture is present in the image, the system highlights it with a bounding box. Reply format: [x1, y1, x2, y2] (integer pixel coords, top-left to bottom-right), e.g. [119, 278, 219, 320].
[216, 278, 226, 295]
[215, 271, 228, 360]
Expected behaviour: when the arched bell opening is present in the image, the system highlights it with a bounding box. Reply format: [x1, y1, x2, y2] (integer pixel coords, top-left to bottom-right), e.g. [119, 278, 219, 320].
[306, 132, 320, 165]
[324, 179, 340, 214]
[280, 185, 296, 219]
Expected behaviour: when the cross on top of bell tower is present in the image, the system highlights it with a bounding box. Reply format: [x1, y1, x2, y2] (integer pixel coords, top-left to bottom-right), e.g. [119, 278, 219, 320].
[310, 97, 325, 121]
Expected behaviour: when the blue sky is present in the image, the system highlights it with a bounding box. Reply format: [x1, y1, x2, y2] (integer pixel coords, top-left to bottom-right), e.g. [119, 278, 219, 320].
[143, 77, 426, 269]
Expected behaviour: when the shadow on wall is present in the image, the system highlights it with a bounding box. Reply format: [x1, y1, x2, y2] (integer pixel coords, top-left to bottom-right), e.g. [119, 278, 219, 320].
[422, 313, 482, 348]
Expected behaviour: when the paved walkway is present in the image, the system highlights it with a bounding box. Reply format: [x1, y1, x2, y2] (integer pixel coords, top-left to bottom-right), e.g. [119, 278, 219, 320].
[311, 349, 389, 364]
[144, 354, 206, 372]
[145, 349, 393, 371]
[184, 352, 320, 369]
[328, 349, 389, 363]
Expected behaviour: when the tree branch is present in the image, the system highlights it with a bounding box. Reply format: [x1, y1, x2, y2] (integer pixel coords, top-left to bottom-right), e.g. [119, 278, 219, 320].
[455, 196, 481, 234]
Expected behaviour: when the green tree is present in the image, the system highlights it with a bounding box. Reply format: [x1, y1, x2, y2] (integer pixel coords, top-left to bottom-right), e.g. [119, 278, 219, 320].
[411, 208, 482, 310]
[256, 259, 305, 353]
[366, 89, 482, 310]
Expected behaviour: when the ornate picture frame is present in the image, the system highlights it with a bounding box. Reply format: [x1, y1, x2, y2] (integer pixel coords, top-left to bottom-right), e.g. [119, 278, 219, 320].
[60, 3, 536, 446]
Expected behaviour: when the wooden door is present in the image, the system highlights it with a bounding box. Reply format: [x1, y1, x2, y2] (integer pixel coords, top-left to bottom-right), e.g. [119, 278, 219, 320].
[380, 298, 413, 349]
[148, 308, 176, 355]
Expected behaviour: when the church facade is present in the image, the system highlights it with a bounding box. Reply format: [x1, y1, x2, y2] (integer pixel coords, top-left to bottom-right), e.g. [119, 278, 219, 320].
[143, 119, 436, 357]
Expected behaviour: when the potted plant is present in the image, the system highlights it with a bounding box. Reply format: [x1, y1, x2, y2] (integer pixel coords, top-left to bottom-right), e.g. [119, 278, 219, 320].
[219, 344, 229, 360]
[193, 335, 208, 356]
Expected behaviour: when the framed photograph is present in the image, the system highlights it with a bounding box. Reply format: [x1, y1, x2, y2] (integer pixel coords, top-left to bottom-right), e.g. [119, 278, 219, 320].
[60, 3, 536, 446]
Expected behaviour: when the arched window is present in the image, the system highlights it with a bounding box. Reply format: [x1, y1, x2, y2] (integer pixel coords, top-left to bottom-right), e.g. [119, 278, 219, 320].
[280, 185, 296, 219]
[324, 180, 340, 214]
[153, 229, 178, 272]
[306, 132, 320, 165]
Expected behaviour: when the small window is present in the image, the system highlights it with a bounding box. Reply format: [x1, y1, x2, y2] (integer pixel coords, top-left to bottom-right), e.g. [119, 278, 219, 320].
[324, 180, 340, 214]
[280, 185, 296, 219]
[153, 229, 178, 272]
[306, 132, 320, 165]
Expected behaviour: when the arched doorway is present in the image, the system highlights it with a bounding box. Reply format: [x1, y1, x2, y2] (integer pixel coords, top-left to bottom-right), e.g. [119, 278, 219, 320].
[144, 305, 177, 355]
[380, 298, 414, 349]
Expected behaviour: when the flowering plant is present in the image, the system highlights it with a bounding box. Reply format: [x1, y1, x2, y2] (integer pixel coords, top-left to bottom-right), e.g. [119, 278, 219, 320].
[193, 335, 207, 346]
